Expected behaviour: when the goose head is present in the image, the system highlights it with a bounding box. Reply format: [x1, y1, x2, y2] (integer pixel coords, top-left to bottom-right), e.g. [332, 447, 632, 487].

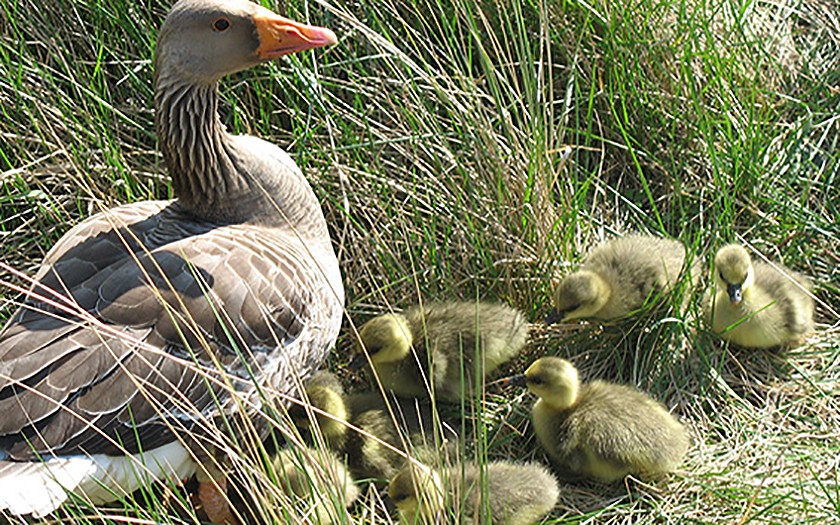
[388, 462, 445, 521]
[153, 0, 337, 223]
[155, 0, 336, 84]
[553, 270, 610, 321]
[511, 357, 580, 410]
[714, 244, 754, 305]
[349, 314, 413, 370]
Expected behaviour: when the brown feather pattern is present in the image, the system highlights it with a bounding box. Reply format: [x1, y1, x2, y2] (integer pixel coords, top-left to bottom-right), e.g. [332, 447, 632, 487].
[1, 198, 342, 461]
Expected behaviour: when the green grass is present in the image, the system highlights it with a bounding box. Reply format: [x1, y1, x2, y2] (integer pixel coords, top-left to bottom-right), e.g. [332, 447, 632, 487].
[1, 0, 838, 523]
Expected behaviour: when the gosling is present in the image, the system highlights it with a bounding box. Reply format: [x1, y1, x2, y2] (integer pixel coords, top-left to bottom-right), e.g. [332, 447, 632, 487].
[271, 446, 359, 523]
[552, 235, 699, 321]
[349, 301, 529, 401]
[388, 460, 559, 525]
[511, 357, 688, 482]
[704, 243, 814, 348]
[289, 371, 456, 481]
[288, 370, 350, 450]
[345, 392, 456, 482]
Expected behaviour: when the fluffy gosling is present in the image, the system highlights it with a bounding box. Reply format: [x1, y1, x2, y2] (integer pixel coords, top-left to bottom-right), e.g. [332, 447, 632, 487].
[704, 243, 814, 348]
[289, 371, 456, 482]
[344, 392, 455, 482]
[388, 460, 559, 525]
[271, 446, 359, 523]
[511, 357, 688, 482]
[552, 235, 699, 321]
[349, 302, 529, 401]
[288, 370, 350, 450]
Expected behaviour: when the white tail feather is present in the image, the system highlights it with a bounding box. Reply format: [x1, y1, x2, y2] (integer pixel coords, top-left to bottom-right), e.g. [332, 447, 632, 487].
[0, 441, 197, 517]
[0, 457, 96, 517]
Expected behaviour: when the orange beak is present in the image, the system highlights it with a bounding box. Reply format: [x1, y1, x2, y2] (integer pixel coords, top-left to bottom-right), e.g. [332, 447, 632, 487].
[254, 7, 337, 59]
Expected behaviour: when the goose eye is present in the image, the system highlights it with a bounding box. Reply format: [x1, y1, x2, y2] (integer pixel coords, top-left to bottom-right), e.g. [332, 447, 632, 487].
[213, 18, 231, 31]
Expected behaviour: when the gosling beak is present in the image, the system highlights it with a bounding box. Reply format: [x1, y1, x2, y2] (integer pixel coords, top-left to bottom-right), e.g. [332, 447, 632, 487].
[254, 8, 337, 59]
[544, 309, 560, 325]
[348, 354, 368, 371]
[506, 374, 528, 388]
[727, 283, 743, 305]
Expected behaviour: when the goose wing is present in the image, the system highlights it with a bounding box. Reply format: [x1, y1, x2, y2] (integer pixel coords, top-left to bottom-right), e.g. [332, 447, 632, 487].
[0, 202, 341, 460]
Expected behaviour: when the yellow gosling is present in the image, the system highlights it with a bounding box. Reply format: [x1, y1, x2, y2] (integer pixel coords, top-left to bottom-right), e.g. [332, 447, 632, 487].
[704, 244, 814, 348]
[271, 446, 359, 523]
[388, 460, 559, 525]
[512, 357, 688, 482]
[553, 235, 700, 321]
[288, 370, 349, 450]
[288, 371, 456, 482]
[350, 302, 529, 401]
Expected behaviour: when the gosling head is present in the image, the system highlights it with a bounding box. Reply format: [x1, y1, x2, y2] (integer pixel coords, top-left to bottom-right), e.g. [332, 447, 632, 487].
[714, 244, 754, 305]
[510, 357, 580, 411]
[349, 314, 413, 370]
[388, 463, 444, 521]
[552, 271, 611, 321]
[288, 385, 348, 441]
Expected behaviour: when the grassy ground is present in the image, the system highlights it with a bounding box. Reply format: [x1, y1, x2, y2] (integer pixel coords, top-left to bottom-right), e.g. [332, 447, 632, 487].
[1, 0, 838, 523]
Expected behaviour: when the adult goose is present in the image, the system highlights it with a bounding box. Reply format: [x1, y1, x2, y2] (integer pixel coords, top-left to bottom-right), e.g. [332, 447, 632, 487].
[0, 0, 341, 519]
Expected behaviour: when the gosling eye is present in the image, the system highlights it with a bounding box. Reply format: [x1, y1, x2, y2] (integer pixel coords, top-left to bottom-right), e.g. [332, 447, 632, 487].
[528, 376, 544, 386]
[213, 18, 231, 31]
[366, 344, 382, 356]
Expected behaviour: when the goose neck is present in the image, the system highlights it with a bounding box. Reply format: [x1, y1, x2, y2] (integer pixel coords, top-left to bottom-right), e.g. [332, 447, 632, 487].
[155, 76, 256, 223]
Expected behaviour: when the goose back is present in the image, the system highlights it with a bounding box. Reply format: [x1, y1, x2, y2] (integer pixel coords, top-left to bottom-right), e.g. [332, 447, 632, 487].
[0, 197, 342, 460]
